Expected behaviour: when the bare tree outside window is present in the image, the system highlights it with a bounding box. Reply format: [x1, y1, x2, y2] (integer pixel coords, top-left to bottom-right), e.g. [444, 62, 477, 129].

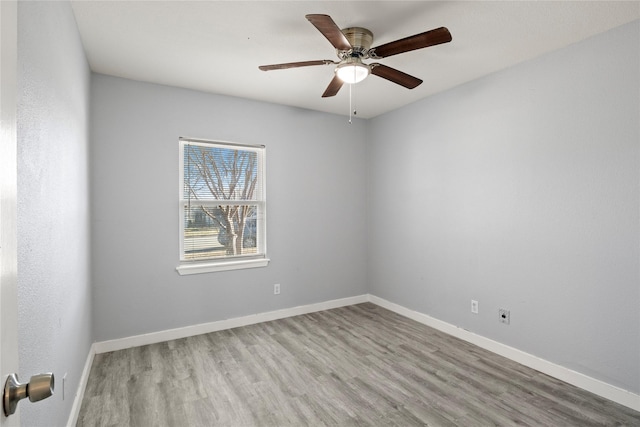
[182, 143, 260, 259]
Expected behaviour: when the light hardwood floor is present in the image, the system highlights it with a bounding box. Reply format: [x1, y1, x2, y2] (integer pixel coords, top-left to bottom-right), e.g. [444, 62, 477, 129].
[77, 303, 640, 426]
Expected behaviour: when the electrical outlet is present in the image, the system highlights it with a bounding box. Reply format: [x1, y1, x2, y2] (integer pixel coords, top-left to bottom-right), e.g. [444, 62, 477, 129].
[499, 308, 510, 324]
[273, 283, 280, 295]
[471, 300, 479, 314]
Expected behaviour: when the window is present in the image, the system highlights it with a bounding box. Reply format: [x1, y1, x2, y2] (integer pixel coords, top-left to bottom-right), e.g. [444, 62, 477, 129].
[177, 138, 268, 275]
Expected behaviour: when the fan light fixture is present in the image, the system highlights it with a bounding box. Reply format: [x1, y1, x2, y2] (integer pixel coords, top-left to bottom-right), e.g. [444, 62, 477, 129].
[335, 58, 370, 84]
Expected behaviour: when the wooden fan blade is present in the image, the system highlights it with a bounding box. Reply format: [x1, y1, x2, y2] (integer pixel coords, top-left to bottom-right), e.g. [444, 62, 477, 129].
[370, 64, 422, 89]
[259, 60, 336, 71]
[370, 27, 452, 58]
[322, 75, 344, 97]
[305, 14, 352, 51]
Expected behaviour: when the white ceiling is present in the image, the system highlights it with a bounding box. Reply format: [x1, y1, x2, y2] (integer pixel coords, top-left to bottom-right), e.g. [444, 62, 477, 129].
[70, 1, 639, 119]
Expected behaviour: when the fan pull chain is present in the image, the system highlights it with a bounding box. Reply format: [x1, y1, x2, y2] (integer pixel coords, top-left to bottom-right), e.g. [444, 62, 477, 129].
[349, 83, 352, 124]
[348, 70, 357, 125]
[353, 82, 357, 119]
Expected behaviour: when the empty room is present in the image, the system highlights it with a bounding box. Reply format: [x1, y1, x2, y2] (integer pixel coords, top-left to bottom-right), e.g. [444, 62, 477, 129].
[2, 1, 639, 426]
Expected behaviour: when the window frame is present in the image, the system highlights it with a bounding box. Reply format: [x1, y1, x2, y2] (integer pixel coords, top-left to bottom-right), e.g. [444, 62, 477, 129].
[176, 137, 269, 275]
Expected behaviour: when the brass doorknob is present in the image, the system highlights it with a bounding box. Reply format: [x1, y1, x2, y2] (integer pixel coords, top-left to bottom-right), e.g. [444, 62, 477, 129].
[3, 372, 54, 417]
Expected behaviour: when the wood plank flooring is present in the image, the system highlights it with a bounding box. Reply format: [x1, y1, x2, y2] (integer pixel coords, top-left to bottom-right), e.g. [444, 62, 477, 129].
[77, 303, 640, 426]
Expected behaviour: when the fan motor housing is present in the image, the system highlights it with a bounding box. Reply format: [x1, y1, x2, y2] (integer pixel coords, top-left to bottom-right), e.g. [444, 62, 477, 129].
[339, 27, 373, 58]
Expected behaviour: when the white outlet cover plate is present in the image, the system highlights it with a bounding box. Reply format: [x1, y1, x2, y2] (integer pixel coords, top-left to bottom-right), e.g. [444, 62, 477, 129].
[471, 300, 479, 314]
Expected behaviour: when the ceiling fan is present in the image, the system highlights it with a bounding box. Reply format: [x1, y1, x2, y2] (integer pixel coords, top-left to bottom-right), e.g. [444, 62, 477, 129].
[259, 14, 452, 98]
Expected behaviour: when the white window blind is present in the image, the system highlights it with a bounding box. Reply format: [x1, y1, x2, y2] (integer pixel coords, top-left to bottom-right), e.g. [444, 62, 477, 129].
[179, 138, 266, 269]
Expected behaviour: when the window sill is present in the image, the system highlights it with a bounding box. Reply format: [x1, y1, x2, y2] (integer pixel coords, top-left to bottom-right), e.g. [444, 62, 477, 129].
[176, 258, 270, 275]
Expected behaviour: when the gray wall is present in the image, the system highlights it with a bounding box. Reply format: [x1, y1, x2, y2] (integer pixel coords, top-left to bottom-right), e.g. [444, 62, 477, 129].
[367, 21, 639, 394]
[17, 1, 93, 426]
[90, 75, 368, 341]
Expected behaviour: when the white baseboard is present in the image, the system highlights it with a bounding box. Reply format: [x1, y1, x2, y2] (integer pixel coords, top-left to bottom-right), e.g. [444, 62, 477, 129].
[66, 343, 97, 427]
[368, 294, 640, 412]
[93, 294, 368, 354]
